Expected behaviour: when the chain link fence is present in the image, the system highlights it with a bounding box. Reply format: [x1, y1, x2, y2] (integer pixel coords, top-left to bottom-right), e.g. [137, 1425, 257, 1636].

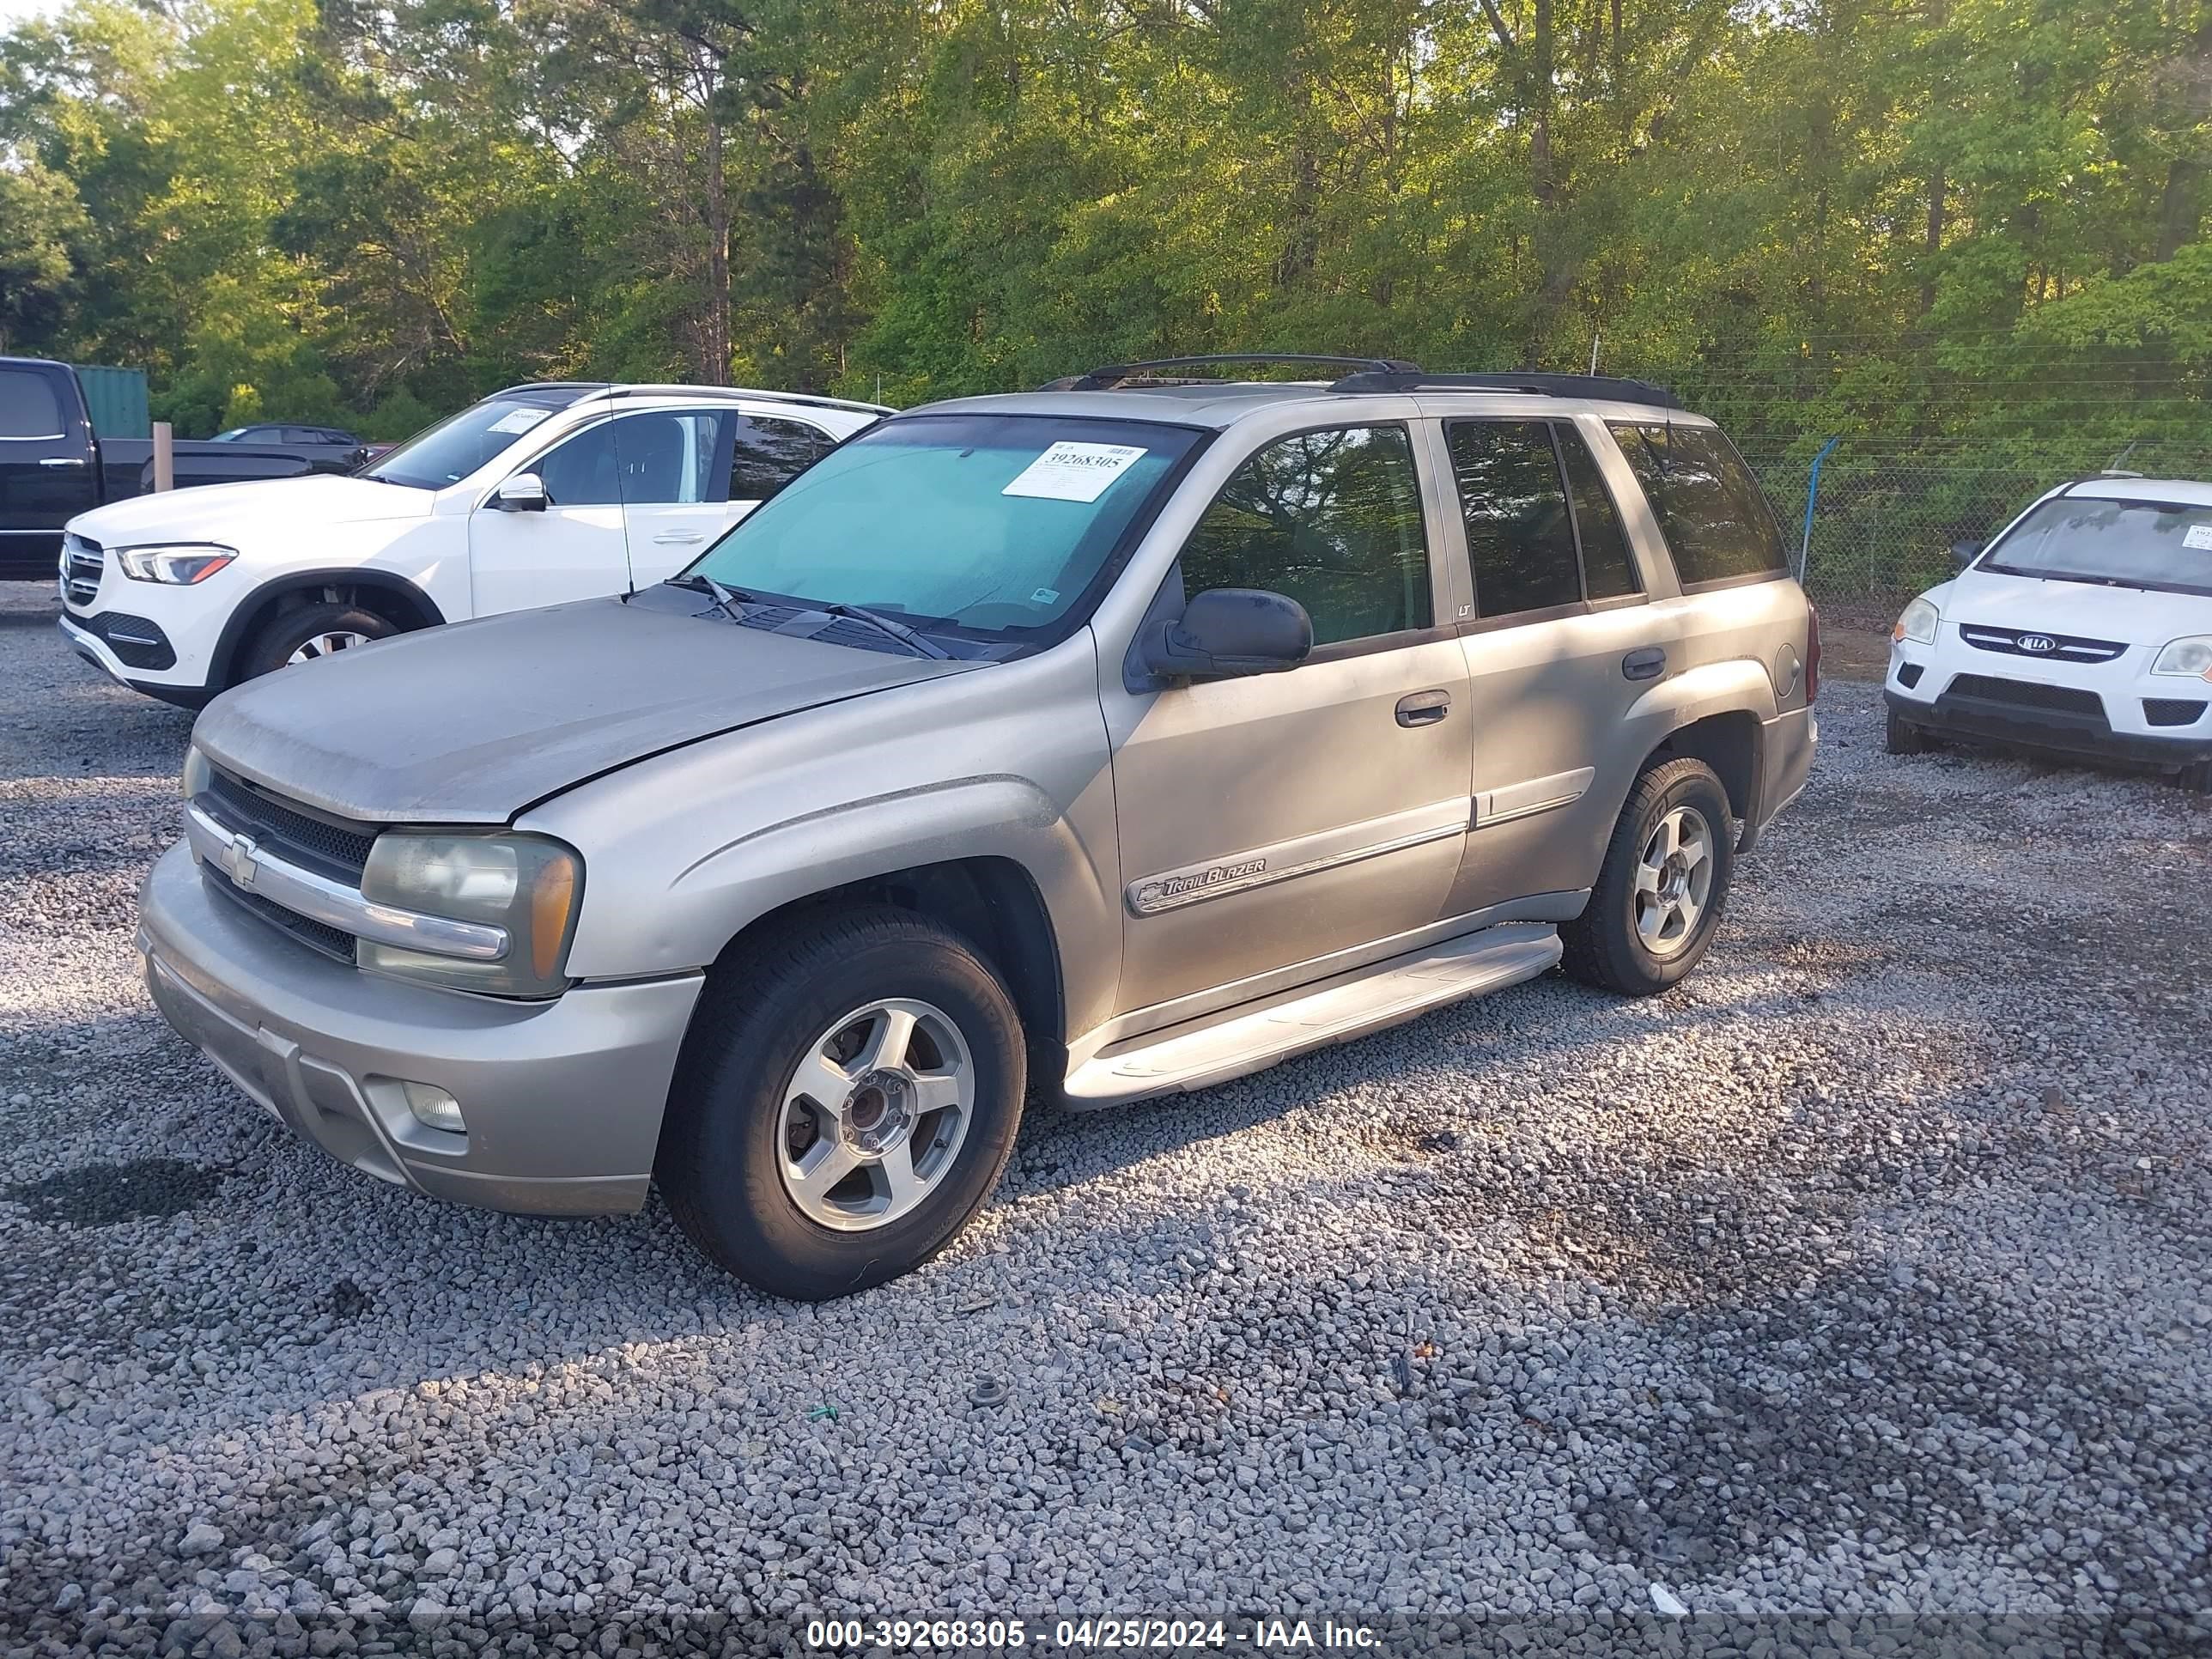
[1745, 438, 2212, 605]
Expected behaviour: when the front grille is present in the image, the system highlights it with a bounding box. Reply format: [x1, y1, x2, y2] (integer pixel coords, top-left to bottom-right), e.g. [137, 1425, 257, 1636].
[1957, 623, 2126, 665]
[201, 768, 377, 882]
[60, 533, 102, 611]
[1943, 674, 2106, 719]
[2144, 698, 2209, 728]
[203, 868, 357, 963]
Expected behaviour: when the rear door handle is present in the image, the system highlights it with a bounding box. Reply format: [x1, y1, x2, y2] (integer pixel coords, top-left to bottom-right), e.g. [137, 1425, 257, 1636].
[1622, 647, 1667, 682]
[1395, 689, 1452, 726]
[652, 531, 706, 545]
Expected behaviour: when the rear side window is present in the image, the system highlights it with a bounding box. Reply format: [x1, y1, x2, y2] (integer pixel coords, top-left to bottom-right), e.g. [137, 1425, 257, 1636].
[1446, 421, 1581, 616]
[729, 415, 836, 501]
[1445, 421, 1647, 618]
[1607, 422, 1784, 587]
[1558, 428, 1640, 599]
[0, 370, 66, 439]
[1181, 425, 1432, 647]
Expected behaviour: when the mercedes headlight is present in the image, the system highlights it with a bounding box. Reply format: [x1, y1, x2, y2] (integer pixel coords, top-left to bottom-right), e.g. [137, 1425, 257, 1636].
[1893, 596, 1940, 646]
[2151, 635, 2212, 680]
[116, 543, 236, 585]
[357, 833, 581, 998]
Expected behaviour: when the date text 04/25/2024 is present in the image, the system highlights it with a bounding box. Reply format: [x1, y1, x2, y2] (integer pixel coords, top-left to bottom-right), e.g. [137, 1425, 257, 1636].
[804, 1618, 1382, 1650]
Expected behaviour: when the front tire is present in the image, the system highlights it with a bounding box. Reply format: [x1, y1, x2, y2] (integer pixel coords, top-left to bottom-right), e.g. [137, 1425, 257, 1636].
[1885, 706, 1932, 756]
[1561, 757, 1735, 997]
[237, 600, 398, 682]
[2179, 758, 2212, 796]
[657, 906, 1026, 1300]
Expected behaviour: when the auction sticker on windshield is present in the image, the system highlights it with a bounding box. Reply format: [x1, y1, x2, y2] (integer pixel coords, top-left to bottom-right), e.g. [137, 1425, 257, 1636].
[1003, 441, 1148, 502]
[2185, 523, 2212, 550]
[489, 407, 552, 434]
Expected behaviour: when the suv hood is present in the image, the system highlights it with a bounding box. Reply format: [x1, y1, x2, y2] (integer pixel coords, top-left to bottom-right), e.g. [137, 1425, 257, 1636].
[193, 598, 981, 824]
[1948, 568, 2212, 639]
[71, 473, 431, 544]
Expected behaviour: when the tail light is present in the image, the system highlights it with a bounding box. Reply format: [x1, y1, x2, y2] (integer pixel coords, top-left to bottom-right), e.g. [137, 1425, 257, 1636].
[1805, 604, 1821, 704]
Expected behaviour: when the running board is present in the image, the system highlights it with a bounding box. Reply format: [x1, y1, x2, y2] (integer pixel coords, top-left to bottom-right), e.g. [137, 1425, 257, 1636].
[1062, 923, 1561, 1109]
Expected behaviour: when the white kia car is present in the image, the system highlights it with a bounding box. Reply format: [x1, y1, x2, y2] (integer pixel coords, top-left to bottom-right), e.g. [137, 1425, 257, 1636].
[1885, 475, 2212, 792]
[57, 382, 887, 706]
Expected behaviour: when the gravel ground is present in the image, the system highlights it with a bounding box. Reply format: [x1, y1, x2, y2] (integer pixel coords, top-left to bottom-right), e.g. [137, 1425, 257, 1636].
[3, 582, 2209, 1656]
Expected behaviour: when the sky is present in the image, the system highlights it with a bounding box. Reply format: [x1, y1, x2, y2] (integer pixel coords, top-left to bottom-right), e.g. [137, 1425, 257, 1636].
[0, 0, 62, 27]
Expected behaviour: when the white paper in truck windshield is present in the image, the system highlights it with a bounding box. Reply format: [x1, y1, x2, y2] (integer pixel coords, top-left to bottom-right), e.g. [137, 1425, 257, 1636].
[1003, 442, 1148, 503]
[489, 408, 551, 434]
[2185, 523, 2212, 551]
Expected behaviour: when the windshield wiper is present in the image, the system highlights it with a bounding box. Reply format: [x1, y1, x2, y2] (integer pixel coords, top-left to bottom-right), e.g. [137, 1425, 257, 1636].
[817, 602, 951, 660]
[665, 573, 758, 622]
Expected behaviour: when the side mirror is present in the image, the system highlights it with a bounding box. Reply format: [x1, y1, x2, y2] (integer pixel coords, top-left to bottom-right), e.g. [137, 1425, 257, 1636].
[1139, 587, 1312, 680]
[1948, 538, 1982, 569]
[493, 473, 548, 513]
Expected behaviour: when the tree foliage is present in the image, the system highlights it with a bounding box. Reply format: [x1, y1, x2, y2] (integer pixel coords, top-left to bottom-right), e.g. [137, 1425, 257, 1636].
[0, 0, 2204, 449]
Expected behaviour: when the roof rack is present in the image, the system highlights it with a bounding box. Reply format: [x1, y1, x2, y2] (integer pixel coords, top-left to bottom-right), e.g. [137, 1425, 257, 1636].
[605, 384, 894, 415]
[1042, 355, 1422, 392]
[1327, 368, 1684, 410]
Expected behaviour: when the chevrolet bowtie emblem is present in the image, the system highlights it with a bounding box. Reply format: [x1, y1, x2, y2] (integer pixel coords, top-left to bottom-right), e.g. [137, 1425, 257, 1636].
[221, 833, 260, 891]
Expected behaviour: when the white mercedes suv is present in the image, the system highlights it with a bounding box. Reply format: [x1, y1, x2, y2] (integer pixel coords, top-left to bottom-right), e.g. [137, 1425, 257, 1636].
[57, 381, 887, 707]
[1884, 475, 2212, 792]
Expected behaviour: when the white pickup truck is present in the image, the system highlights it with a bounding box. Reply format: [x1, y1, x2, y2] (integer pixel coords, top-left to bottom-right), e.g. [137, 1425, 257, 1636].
[57, 381, 887, 707]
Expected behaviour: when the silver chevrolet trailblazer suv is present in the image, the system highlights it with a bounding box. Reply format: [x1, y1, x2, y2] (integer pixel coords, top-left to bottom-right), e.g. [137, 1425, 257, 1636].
[139, 356, 1819, 1299]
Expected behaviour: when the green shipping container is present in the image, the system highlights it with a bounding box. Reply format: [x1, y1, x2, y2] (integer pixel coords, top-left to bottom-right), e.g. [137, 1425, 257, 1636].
[71, 364, 152, 440]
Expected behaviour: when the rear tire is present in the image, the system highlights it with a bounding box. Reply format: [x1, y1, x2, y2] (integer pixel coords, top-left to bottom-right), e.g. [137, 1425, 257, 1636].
[237, 600, 398, 682]
[1885, 706, 1932, 756]
[657, 906, 1026, 1300]
[1561, 757, 1735, 997]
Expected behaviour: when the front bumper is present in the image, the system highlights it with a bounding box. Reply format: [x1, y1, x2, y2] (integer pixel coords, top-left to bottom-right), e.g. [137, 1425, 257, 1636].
[1886, 637, 2212, 771]
[1885, 684, 2212, 769]
[59, 612, 216, 708]
[138, 841, 704, 1214]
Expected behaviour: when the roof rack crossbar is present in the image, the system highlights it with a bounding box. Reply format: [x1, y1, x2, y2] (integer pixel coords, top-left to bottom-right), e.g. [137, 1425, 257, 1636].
[1044, 354, 1423, 392]
[1328, 368, 1684, 410]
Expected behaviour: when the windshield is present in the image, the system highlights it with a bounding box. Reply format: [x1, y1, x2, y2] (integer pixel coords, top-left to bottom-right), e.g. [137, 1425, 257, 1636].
[363, 394, 582, 490]
[1982, 495, 2212, 598]
[684, 414, 1201, 642]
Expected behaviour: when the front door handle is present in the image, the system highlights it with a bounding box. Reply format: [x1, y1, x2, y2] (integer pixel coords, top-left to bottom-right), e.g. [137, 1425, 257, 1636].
[1622, 647, 1667, 682]
[39, 457, 87, 468]
[1395, 689, 1452, 727]
[652, 531, 706, 545]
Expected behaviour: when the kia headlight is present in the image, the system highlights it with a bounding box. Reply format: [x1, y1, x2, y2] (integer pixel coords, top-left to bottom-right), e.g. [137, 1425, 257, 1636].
[2151, 635, 2212, 680]
[1893, 596, 1940, 646]
[115, 543, 236, 585]
[357, 833, 581, 998]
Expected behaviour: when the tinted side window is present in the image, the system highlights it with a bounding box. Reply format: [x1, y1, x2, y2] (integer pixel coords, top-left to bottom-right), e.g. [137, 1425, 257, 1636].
[1446, 421, 1581, 617]
[0, 371, 66, 438]
[1558, 428, 1640, 600]
[1181, 426, 1431, 647]
[613, 410, 725, 505]
[730, 416, 835, 501]
[1607, 422, 1784, 586]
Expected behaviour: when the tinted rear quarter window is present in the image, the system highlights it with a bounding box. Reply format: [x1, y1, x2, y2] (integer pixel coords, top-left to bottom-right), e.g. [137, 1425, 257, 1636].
[1608, 422, 1784, 587]
[0, 369, 66, 439]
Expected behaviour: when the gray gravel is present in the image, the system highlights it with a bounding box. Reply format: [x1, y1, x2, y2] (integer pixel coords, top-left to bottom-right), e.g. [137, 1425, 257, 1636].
[3, 581, 2209, 1654]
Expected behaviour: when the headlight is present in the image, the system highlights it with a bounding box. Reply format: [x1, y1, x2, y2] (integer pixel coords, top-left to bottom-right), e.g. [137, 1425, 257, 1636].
[357, 833, 581, 998]
[180, 745, 212, 801]
[1893, 597, 1940, 646]
[116, 543, 236, 585]
[2151, 635, 2212, 680]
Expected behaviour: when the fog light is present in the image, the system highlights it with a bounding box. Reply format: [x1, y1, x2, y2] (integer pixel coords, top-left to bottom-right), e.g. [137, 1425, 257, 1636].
[400, 1081, 466, 1134]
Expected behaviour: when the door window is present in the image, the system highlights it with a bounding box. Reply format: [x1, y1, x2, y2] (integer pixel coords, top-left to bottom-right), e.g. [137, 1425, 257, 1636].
[1607, 422, 1785, 586]
[1446, 421, 1582, 617]
[0, 371, 66, 439]
[1558, 428, 1641, 600]
[1180, 425, 1431, 647]
[532, 411, 727, 507]
[728, 415, 836, 501]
